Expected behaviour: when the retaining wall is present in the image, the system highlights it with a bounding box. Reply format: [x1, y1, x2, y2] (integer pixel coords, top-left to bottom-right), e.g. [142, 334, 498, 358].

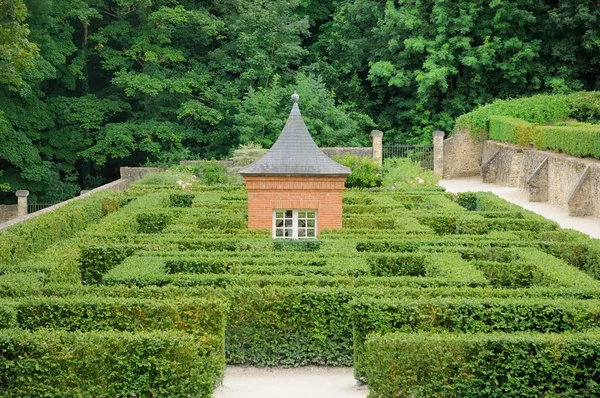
[482, 141, 600, 217]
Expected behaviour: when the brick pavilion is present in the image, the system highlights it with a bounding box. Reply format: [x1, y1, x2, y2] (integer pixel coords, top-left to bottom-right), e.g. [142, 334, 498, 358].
[239, 92, 351, 238]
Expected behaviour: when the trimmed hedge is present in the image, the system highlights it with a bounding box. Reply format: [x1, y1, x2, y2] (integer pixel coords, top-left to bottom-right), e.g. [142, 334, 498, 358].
[489, 115, 540, 146]
[352, 297, 600, 380]
[0, 328, 221, 397]
[364, 331, 600, 397]
[0, 193, 116, 265]
[540, 124, 600, 158]
[5, 296, 227, 337]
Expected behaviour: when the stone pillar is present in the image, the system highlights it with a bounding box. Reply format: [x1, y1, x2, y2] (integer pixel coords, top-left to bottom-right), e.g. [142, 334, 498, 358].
[16, 190, 29, 217]
[432, 130, 445, 177]
[370, 130, 384, 166]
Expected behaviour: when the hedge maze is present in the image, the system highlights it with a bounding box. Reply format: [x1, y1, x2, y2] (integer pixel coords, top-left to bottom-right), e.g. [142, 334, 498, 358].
[2, 176, 600, 396]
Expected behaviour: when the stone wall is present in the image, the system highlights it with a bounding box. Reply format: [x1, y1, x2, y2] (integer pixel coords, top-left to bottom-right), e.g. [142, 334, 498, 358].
[0, 205, 18, 224]
[119, 167, 167, 181]
[481, 141, 523, 187]
[243, 176, 346, 234]
[483, 141, 600, 217]
[443, 130, 484, 178]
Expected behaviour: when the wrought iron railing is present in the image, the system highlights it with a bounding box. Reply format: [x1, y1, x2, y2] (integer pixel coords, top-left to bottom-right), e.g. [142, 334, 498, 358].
[28, 202, 61, 214]
[383, 144, 434, 170]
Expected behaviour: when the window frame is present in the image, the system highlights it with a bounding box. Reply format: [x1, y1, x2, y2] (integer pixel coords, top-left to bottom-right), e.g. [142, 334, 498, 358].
[272, 209, 318, 239]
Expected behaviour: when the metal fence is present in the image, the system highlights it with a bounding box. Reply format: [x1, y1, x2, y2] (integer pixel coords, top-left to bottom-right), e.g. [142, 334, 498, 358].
[383, 144, 434, 170]
[28, 202, 61, 214]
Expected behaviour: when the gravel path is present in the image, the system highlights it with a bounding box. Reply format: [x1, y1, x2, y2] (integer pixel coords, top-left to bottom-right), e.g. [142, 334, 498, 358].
[440, 177, 600, 239]
[213, 367, 368, 398]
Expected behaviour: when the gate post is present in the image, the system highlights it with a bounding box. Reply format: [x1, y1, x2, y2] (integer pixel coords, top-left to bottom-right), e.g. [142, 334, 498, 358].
[371, 130, 384, 167]
[433, 130, 445, 177]
[16, 190, 29, 217]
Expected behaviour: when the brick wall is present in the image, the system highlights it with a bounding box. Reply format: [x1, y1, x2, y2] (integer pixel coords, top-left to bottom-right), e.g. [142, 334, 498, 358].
[243, 176, 347, 234]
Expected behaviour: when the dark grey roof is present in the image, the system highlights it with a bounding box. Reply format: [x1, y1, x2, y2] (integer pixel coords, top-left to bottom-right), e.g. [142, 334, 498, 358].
[239, 94, 351, 176]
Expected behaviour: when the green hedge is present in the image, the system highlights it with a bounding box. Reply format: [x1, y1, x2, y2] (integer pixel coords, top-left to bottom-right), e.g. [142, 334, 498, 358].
[0, 193, 117, 265]
[488, 115, 540, 146]
[352, 297, 600, 380]
[539, 124, 600, 158]
[225, 286, 354, 366]
[454, 91, 600, 135]
[0, 328, 221, 397]
[364, 331, 600, 397]
[4, 296, 227, 338]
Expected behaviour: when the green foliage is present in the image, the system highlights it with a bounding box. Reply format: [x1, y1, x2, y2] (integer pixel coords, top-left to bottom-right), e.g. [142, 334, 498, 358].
[79, 244, 137, 285]
[0, 0, 39, 90]
[353, 298, 600, 381]
[539, 124, 600, 159]
[333, 154, 381, 188]
[488, 116, 540, 146]
[363, 331, 600, 398]
[136, 212, 170, 234]
[169, 193, 194, 208]
[0, 328, 221, 397]
[381, 158, 439, 189]
[236, 73, 373, 148]
[0, 193, 111, 265]
[273, 239, 322, 252]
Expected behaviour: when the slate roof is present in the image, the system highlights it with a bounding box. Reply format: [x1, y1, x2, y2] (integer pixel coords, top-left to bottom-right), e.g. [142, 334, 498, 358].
[239, 93, 351, 176]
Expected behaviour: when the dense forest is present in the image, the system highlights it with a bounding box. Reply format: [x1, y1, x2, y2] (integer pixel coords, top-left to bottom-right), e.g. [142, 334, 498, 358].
[1, 0, 600, 201]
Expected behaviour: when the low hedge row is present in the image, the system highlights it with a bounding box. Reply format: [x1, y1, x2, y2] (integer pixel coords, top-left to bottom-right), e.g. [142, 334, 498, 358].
[1, 296, 227, 338]
[0, 193, 119, 265]
[364, 331, 600, 397]
[0, 328, 221, 397]
[488, 114, 600, 159]
[352, 297, 600, 380]
[356, 234, 534, 252]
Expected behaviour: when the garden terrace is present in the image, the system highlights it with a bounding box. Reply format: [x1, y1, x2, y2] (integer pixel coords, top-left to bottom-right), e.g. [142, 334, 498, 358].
[2, 170, 600, 396]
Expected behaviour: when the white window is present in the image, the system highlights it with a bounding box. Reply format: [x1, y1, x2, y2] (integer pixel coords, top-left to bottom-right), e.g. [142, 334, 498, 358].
[273, 210, 317, 239]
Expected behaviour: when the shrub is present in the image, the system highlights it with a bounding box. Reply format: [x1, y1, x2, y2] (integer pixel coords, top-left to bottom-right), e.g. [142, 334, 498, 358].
[488, 116, 541, 146]
[352, 298, 600, 381]
[79, 244, 137, 284]
[381, 158, 439, 189]
[273, 239, 322, 252]
[333, 153, 381, 188]
[363, 331, 600, 397]
[0, 328, 222, 398]
[0, 194, 108, 265]
[169, 193, 195, 207]
[368, 253, 427, 277]
[136, 212, 170, 233]
[539, 124, 600, 158]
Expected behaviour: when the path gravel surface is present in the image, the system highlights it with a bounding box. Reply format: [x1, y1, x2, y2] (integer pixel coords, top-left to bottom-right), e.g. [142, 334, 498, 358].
[440, 177, 600, 239]
[213, 367, 368, 398]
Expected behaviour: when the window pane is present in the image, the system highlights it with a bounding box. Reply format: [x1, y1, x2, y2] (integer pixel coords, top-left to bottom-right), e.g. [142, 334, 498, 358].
[307, 211, 315, 218]
[285, 228, 293, 237]
[276, 211, 284, 218]
[298, 220, 306, 228]
[307, 220, 315, 228]
[298, 211, 306, 218]
[275, 229, 283, 237]
[298, 229, 306, 237]
[285, 210, 293, 217]
[307, 229, 315, 237]
[276, 220, 283, 228]
[285, 219, 293, 227]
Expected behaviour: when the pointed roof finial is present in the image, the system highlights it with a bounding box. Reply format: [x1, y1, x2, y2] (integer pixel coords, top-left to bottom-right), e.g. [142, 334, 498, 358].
[291, 91, 299, 103]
